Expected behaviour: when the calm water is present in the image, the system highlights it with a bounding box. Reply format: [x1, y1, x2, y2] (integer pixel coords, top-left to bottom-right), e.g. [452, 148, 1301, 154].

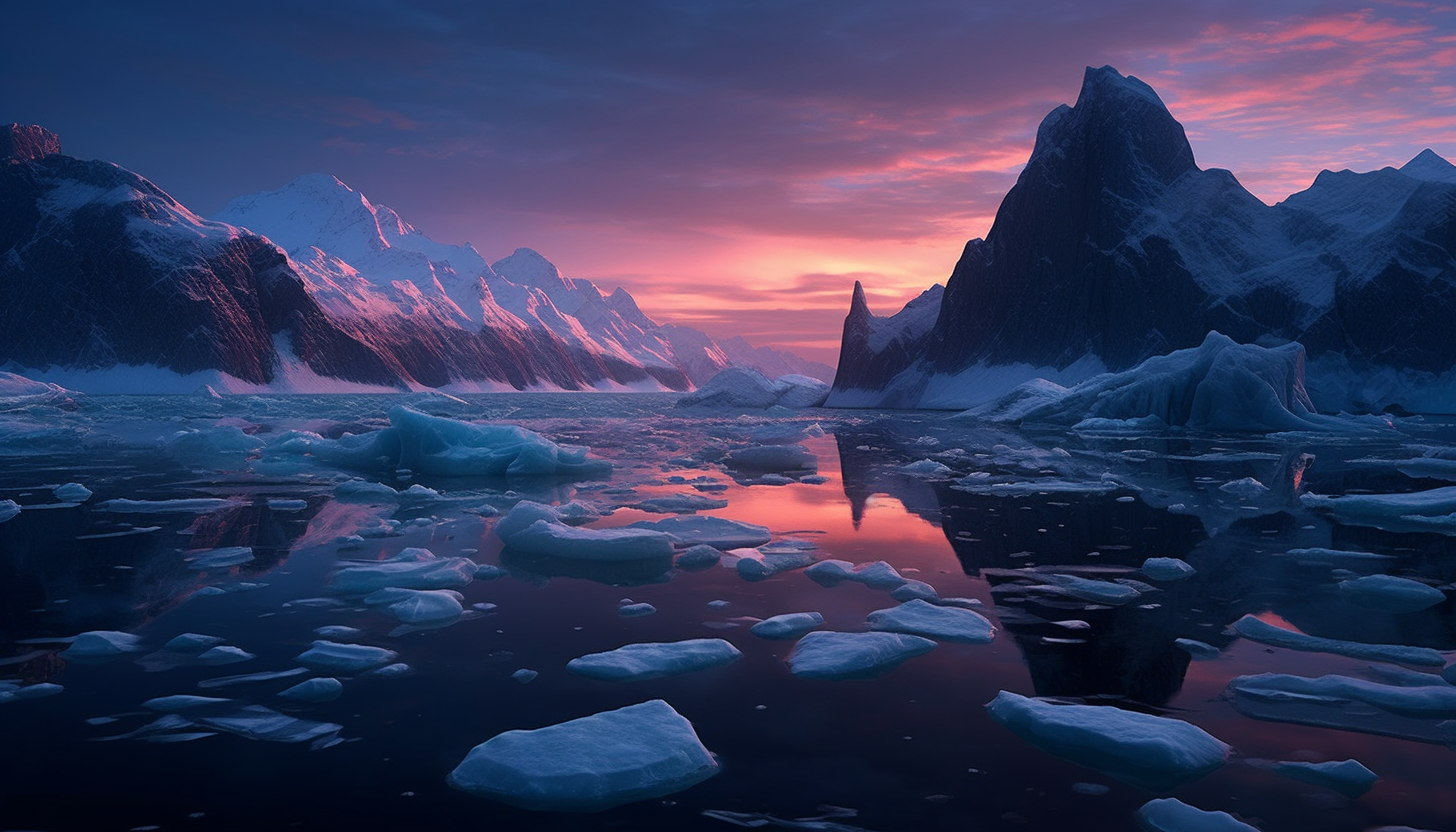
[2, 393, 1455, 831]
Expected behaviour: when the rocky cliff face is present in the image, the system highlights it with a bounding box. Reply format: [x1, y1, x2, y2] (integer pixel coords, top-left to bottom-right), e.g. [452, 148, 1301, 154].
[829, 66, 1456, 413]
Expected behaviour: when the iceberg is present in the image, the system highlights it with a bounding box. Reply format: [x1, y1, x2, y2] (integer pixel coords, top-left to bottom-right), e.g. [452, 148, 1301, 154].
[676, 367, 828, 409]
[1136, 798, 1257, 832]
[964, 333, 1351, 433]
[1232, 615, 1444, 666]
[866, 599, 996, 644]
[567, 639, 741, 682]
[295, 641, 399, 674]
[749, 612, 824, 640]
[986, 691, 1230, 791]
[786, 631, 936, 680]
[626, 515, 772, 549]
[446, 699, 720, 810]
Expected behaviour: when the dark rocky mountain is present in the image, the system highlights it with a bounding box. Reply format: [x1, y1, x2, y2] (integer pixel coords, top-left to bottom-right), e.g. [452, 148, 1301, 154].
[828, 67, 1456, 413]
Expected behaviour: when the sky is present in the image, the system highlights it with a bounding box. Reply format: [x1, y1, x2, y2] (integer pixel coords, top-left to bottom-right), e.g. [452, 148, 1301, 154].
[5, 1, 1455, 366]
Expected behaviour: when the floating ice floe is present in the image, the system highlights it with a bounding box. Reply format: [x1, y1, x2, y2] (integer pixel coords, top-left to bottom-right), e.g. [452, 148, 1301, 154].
[985, 691, 1229, 791]
[1275, 547, 1395, 566]
[277, 677, 344, 703]
[364, 587, 465, 624]
[633, 494, 729, 514]
[1251, 758, 1378, 798]
[1175, 639, 1220, 661]
[1217, 478, 1269, 500]
[447, 699, 720, 810]
[60, 630, 147, 661]
[962, 332, 1360, 433]
[1035, 573, 1143, 605]
[675, 367, 829, 410]
[184, 546, 255, 570]
[567, 639, 741, 682]
[53, 482, 92, 503]
[329, 547, 478, 594]
[95, 497, 240, 513]
[1226, 672, 1456, 744]
[786, 631, 936, 680]
[1142, 558, 1195, 582]
[899, 459, 952, 476]
[736, 551, 817, 581]
[627, 515, 772, 550]
[279, 406, 610, 478]
[296, 641, 399, 674]
[198, 668, 310, 689]
[511, 669, 538, 684]
[1232, 615, 1444, 666]
[866, 599, 996, 644]
[1301, 486, 1456, 534]
[164, 426, 263, 466]
[674, 544, 723, 571]
[505, 520, 676, 561]
[1135, 798, 1257, 832]
[724, 444, 817, 474]
[750, 612, 824, 640]
[1337, 575, 1445, 612]
[804, 559, 907, 591]
[0, 682, 63, 704]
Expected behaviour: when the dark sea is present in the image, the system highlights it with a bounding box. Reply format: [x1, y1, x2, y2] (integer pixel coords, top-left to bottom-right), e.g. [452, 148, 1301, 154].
[2, 392, 1454, 832]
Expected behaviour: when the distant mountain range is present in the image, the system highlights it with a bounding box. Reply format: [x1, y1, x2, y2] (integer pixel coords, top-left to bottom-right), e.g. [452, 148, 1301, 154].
[828, 66, 1456, 414]
[0, 125, 830, 393]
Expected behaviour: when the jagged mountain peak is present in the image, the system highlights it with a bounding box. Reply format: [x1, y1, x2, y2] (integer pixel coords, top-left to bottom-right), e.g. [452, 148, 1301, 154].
[1078, 64, 1168, 109]
[216, 172, 386, 258]
[1401, 148, 1456, 184]
[849, 280, 870, 317]
[491, 247, 570, 290]
[3, 123, 62, 163]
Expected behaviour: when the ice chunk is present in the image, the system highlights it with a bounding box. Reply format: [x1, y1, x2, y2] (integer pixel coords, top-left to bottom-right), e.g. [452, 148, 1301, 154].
[899, 459, 952, 476]
[194, 704, 342, 744]
[313, 626, 365, 641]
[511, 669, 538, 684]
[986, 692, 1229, 791]
[1217, 478, 1268, 500]
[329, 549, 477, 594]
[889, 580, 939, 602]
[53, 482, 92, 503]
[447, 699, 719, 810]
[184, 546, 255, 570]
[195, 646, 255, 665]
[567, 639, 741, 682]
[1142, 558, 1195, 581]
[735, 552, 816, 581]
[507, 519, 676, 561]
[724, 444, 816, 474]
[1337, 575, 1445, 612]
[750, 612, 824, 640]
[198, 668, 309, 689]
[804, 559, 856, 586]
[1175, 639, 1220, 660]
[0, 500, 18, 523]
[1232, 614, 1444, 666]
[618, 602, 656, 617]
[1038, 573, 1142, 605]
[493, 500, 562, 542]
[277, 677, 344, 703]
[364, 587, 465, 623]
[1257, 758, 1378, 798]
[674, 544, 723, 571]
[849, 561, 909, 590]
[634, 494, 729, 514]
[296, 641, 399, 674]
[389, 406, 610, 477]
[1136, 798, 1257, 832]
[866, 599, 996, 644]
[786, 631, 936, 680]
[61, 630, 146, 660]
[1226, 672, 1456, 744]
[627, 516, 772, 549]
[676, 367, 828, 410]
[1302, 486, 1456, 533]
[96, 497, 239, 513]
[267, 498, 308, 511]
[144, 695, 233, 712]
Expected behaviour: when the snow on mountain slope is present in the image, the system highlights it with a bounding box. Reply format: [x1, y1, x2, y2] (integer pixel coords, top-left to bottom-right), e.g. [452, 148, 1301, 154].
[828, 67, 1456, 414]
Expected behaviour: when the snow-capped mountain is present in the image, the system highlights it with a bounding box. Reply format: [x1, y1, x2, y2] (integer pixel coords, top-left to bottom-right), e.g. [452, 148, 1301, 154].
[217, 174, 833, 386]
[0, 125, 828, 393]
[827, 66, 1456, 413]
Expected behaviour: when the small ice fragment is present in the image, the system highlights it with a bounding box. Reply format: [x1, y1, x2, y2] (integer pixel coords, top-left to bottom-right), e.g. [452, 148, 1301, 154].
[618, 603, 657, 618]
[472, 603, 498, 613]
[900, 459, 952, 476]
[296, 641, 399, 674]
[567, 639, 741, 682]
[890, 580, 939, 602]
[1218, 478, 1269, 500]
[511, 669, 538, 684]
[1136, 798, 1257, 832]
[804, 559, 855, 586]
[195, 646, 255, 666]
[786, 631, 936, 680]
[267, 499, 308, 511]
[750, 612, 824, 640]
[61, 630, 146, 660]
[446, 699, 719, 811]
[162, 633, 226, 652]
[707, 600, 730, 609]
[867, 599, 996, 644]
[674, 544, 723, 571]
[1175, 639, 1220, 661]
[736, 552, 816, 581]
[9, 682, 63, 701]
[474, 563, 506, 580]
[277, 677, 344, 703]
[54, 482, 92, 503]
[1260, 758, 1378, 798]
[985, 692, 1229, 791]
[0, 500, 21, 522]
[1337, 575, 1445, 613]
[313, 626, 366, 640]
[1142, 558, 1195, 581]
[369, 663, 412, 678]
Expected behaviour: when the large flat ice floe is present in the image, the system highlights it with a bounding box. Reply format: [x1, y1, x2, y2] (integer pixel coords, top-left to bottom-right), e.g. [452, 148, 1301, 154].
[676, 367, 829, 409]
[447, 699, 720, 811]
[278, 406, 610, 477]
[1302, 486, 1456, 534]
[567, 639, 742, 682]
[1231, 614, 1444, 666]
[786, 631, 936, 680]
[985, 691, 1230, 791]
[625, 515, 772, 550]
[1226, 672, 1456, 744]
[329, 548, 478, 594]
[962, 332, 1362, 433]
[866, 599, 996, 644]
[506, 520, 677, 561]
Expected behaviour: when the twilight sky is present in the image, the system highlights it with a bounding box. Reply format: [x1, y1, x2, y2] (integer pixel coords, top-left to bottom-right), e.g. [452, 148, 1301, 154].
[5, 1, 1455, 366]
